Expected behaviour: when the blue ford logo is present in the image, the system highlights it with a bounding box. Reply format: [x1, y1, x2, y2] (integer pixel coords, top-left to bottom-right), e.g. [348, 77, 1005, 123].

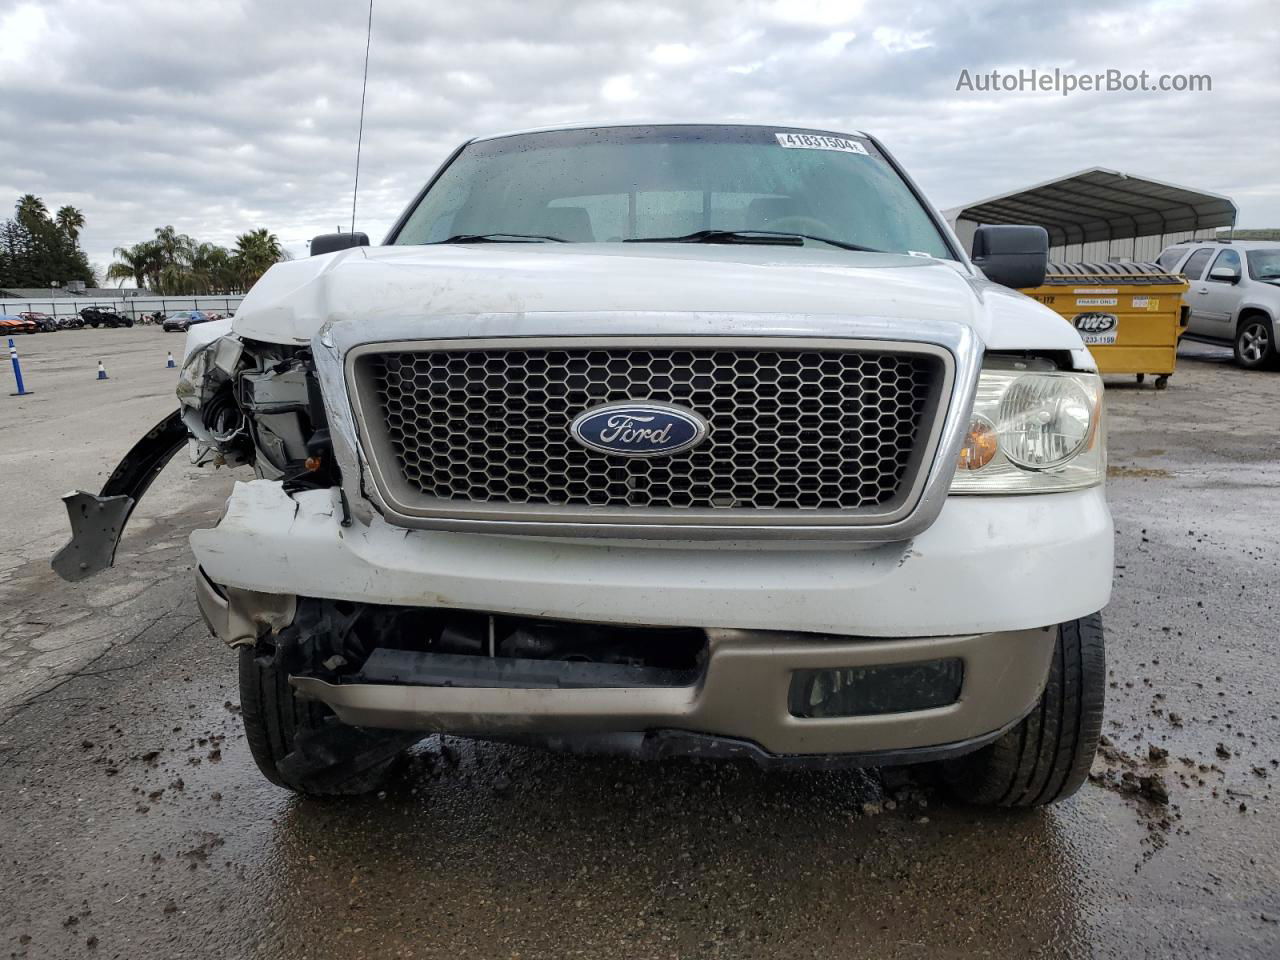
[569, 401, 709, 458]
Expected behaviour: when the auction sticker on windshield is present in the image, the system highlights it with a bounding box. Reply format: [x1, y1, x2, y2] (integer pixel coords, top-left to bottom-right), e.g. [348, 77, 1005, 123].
[775, 132, 869, 154]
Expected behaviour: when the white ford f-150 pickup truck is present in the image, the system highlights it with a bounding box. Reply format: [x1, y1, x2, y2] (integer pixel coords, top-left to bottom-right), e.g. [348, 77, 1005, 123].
[55, 123, 1111, 806]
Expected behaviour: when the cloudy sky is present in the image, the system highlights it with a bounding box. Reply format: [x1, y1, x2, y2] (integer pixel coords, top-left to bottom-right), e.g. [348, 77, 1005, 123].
[1, 0, 1276, 275]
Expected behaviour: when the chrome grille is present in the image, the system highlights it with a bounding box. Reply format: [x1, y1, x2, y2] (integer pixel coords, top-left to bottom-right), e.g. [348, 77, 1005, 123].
[357, 345, 942, 512]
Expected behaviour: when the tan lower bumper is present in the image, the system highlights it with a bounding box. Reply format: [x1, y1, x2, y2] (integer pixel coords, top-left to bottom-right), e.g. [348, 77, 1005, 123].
[290, 626, 1055, 757]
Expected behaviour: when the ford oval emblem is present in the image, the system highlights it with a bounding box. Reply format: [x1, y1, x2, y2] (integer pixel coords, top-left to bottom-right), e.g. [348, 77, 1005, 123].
[569, 401, 709, 458]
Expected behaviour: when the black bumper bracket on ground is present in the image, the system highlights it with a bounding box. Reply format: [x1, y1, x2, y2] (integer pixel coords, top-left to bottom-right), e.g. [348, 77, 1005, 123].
[51, 410, 189, 582]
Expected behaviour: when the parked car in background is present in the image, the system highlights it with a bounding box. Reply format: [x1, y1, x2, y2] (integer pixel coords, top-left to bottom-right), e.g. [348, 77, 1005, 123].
[80, 306, 134, 328]
[162, 309, 212, 333]
[1157, 239, 1280, 369]
[0, 314, 38, 334]
[19, 311, 58, 332]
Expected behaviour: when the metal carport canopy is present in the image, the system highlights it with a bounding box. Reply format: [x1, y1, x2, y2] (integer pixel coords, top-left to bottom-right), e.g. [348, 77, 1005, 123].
[943, 167, 1236, 246]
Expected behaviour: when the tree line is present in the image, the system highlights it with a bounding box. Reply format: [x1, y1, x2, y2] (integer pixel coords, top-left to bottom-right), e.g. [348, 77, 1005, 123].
[108, 226, 289, 295]
[0, 195, 93, 289]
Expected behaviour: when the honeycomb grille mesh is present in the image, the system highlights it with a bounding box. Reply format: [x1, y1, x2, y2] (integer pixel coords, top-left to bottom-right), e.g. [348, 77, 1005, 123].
[362, 347, 938, 511]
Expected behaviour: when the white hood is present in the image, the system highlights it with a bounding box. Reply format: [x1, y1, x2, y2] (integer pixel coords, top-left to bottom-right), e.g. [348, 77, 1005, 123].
[232, 242, 1082, 351]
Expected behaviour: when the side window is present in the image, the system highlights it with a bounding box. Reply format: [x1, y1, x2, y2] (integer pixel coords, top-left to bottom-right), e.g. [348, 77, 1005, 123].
[1156, 247, 1186, 270]
[1179, 247, 1214, 280]
[1207, 249, 1241, 282]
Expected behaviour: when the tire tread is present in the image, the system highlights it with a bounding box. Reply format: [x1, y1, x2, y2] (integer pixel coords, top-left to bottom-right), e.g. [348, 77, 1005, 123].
[943, 613, 1105, 808]
[237, 646, 398, 796]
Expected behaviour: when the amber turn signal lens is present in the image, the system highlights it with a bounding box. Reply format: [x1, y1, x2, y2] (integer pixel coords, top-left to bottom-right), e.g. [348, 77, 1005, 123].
[957, 417, 998, 470]
[304, 455, 323, 472]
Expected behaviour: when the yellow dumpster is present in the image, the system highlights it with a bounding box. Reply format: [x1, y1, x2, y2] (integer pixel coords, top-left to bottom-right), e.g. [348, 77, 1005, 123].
[1022, 262, 1190, 388]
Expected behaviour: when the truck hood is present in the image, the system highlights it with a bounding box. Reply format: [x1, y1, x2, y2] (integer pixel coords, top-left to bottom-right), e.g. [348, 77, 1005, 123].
[232, 243, 1082, 352]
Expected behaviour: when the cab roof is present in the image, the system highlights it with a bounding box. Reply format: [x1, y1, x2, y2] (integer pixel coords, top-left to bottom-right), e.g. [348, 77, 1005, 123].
[1162, 238, 1279, 249]
[472, 120, 871, 142]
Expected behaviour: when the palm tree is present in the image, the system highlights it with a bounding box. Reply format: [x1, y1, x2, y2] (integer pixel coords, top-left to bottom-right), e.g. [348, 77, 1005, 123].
[55, 206, 86, 244]
[16, 194, 49, 228]
[187, 242, 232, 294]
[105, 226, 288, 294]
[156, 262, 191, 296]
[107, 243, 152, 288]
[232, 228, 286, 289]
[211, 248, 241, 293]
[105, 261, 135, 287]
[140, 240, 166, 289]
[152, 225, 194, 267]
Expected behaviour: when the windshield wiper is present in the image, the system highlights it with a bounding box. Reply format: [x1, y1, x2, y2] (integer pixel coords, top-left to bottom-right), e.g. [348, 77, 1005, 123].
[626, 229, 800, 246]
[624, 229, 882, 252]
[434, 233, 567, 244]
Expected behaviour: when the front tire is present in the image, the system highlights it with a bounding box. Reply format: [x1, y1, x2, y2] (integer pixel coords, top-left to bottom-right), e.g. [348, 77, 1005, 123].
[238, 646, 407, 795]
[1234, 316, 1277, 370]
[941, 613, 1105, 807]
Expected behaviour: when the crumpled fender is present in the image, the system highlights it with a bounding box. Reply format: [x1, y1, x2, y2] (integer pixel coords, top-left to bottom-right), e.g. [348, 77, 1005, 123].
[51, 410, 189, 582]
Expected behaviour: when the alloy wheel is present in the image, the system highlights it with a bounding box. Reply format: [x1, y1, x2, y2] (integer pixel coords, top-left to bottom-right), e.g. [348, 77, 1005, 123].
[1240, 322, 1269, 364]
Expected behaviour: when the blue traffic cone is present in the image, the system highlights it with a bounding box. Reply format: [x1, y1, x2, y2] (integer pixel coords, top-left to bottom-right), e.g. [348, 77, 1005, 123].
[166, 352, 176, 368]
[8, 338, 33, 396]
[96, 361, 108, 380]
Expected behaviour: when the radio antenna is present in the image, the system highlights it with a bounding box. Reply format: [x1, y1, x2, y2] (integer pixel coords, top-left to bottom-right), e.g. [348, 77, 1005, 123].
[350, 0, 374, 235]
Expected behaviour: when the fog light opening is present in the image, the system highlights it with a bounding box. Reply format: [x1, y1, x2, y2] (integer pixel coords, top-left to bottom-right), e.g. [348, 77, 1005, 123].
[788, 658, 964, 718]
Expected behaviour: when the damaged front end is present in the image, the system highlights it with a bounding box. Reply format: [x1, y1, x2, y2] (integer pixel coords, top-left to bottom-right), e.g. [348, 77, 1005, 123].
[51, 319, 435, 795]
[52, 324, 342, 583]
[51, 412, 190, 582]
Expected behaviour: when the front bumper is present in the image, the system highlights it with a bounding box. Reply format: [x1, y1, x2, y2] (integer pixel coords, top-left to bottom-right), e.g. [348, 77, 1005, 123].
[279, 625, 1054, 757]
[191, 482, 1105, 758]
[191, 481, 1112, 637]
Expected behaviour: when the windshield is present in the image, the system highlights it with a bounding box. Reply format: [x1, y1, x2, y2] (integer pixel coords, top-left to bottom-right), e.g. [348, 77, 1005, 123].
[392, 125, 954, 259]
[1247, 249, 1280, 282]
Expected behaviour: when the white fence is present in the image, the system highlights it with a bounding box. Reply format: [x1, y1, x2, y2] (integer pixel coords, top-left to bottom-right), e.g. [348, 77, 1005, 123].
[0, 295, 244, 320]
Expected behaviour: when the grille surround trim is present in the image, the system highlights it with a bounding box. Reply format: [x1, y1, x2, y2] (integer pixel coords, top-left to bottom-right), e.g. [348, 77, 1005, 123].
[344, 335, 964, 537]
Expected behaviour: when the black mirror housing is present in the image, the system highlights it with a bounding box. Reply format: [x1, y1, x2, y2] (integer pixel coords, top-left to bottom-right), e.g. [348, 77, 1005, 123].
[971, 225, 1049, 289]
[310, 232, 370, 256]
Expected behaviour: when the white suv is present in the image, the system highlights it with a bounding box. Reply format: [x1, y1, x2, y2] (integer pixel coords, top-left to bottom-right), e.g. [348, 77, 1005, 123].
[1157, 240, 1280, 369]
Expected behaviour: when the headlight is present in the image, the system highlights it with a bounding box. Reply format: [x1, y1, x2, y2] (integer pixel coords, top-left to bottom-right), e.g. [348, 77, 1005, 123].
[950, 364, 1104, 494]
[175, 334, 243, 409]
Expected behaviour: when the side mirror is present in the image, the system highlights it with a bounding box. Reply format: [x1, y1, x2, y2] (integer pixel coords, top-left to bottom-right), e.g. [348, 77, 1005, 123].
[1208, 266, 1239, 283]
[310, 232, 370, 256]
[971, 224, 1049, 289]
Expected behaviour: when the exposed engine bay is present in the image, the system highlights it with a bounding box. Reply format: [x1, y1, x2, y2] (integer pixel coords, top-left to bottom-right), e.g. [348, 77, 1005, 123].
[52, 328, 341, 582]
[177, 332, 335, 487]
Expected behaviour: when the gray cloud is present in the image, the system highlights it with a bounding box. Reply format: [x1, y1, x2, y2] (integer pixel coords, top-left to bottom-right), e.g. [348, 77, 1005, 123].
[0, 0, 1275, 273]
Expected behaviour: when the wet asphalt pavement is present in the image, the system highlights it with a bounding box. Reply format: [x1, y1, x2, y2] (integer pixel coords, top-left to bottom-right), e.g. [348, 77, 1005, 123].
[1, 331, 1278, 958]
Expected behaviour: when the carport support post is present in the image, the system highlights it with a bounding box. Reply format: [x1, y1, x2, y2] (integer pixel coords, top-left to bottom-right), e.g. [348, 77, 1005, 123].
[8, 338, 32, 396]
